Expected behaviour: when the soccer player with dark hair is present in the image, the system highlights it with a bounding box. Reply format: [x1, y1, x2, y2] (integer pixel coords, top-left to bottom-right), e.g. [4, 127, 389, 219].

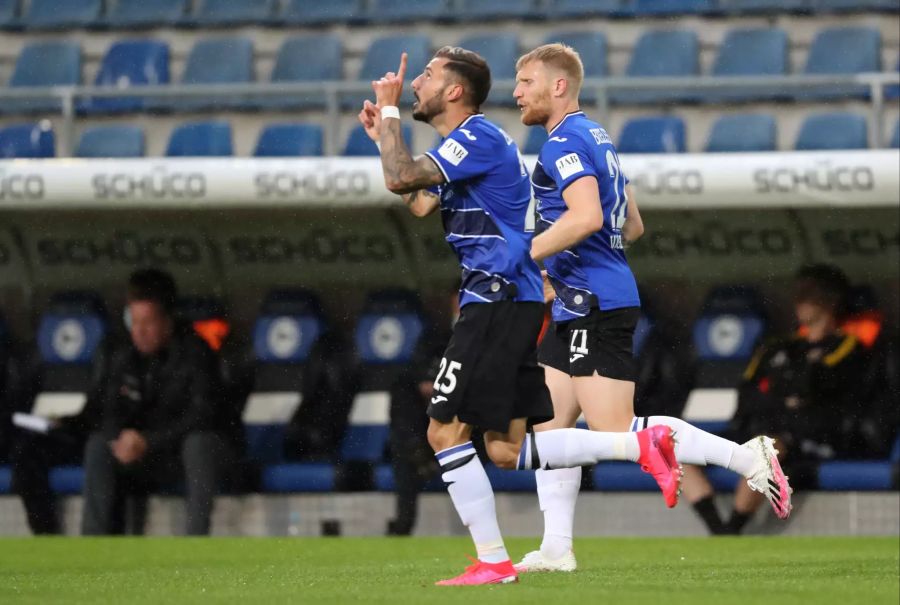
[358, 48, 682, 586]
[512, 44, 793, 571]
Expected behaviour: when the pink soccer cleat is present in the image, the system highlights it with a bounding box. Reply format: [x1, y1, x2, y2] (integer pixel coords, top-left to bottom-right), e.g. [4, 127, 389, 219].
[435, 556, 518, 586]
[743, 436, 793, 519]
[636, 424, 683, 508]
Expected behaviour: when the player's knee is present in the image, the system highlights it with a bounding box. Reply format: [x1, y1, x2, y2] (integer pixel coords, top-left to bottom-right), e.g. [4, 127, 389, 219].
[485, 440, 519, 470]
[426, 421, 455, 453]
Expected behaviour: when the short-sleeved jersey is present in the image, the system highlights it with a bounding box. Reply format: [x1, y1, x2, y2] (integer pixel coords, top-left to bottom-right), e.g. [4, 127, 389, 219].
[532, 111, 640, 322]
[425, 114, 543, 308]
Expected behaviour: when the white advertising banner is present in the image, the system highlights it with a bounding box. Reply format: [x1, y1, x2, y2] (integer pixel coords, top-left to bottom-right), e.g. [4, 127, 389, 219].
[0, 150, 897, 209]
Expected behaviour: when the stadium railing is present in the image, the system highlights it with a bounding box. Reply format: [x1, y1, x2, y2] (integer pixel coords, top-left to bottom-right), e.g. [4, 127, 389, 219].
[0, 72, 897, 156]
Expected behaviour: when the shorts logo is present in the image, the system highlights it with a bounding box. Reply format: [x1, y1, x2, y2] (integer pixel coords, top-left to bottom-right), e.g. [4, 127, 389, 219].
[556, 153, 584, 179]
[570, 329, 589, 364]
[438, 139, 469, 166]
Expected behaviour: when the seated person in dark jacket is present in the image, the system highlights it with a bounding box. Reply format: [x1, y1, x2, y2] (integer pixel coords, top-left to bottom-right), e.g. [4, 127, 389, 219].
[81, 269, 232, 536]
[685, 264, 868, 534]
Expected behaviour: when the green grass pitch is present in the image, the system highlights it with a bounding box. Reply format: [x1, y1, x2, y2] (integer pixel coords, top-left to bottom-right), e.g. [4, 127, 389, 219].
[1, 536, 897, 604]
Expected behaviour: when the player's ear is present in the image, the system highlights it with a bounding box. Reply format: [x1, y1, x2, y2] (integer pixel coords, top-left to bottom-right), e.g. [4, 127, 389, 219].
[554, 76, 568, 99]
[445, 82, 464, 103]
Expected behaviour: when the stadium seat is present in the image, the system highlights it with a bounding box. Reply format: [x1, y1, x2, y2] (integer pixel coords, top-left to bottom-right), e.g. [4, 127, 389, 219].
[190, 0, 276, 27]
[617, 117, 686, 154]
[347, 34, 432, 109]
[709, 28, 789, 102]
[366, 0, 450, 23]
[891, 120, 900, 149]
[795, 112, 868, 150]
[610, 30, 700, 105]
[814, 0, 899, 12]
[344, 124, 412, 156]
[817, 461, 895, 490]
[634, 0, 717, 15]
[684, 285, 767, 433]
[543, 31, 607, 104]
[5, 41, 81, 114]
[264, 34, 343, 110]
[167, 36, 254, 111]
[23, 0, 101, 30]
[0, 123, 55, 158]
[0, 466, 10, 495]
[523, 127, 548, 154]
[105, 0, 187, 29]
[254, 124, 323, 157]
[885, 58, 899, 101]
[166, 121, 233, 156]
[549, 0, 635, 18]
[801, 27, 881, 100]
[705, 114, 777, 152]
[723, 0, 810, 14]
[279, 0, 364, 26]
[455, 33, 518, 105]
[75, 125, 145, 158]
[79, 40, 170, 114]
[456, 0, 540, 20]
[0, 0, 19, 29]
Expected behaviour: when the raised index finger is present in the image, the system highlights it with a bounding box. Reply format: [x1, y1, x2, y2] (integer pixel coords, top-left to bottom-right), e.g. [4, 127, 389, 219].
[397, 52, 408, 81]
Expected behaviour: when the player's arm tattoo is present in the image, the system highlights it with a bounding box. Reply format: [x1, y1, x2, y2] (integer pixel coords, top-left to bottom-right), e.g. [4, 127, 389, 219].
[380, 118, 445, 194]
[400, 188, 440, 217]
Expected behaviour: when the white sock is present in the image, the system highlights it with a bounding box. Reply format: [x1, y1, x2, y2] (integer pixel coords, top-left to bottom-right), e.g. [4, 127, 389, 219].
[635, 416, 757, 477]
[536, 467, 581, 560]
[436, 442, 509, 564]
[518, 429, 640, 470]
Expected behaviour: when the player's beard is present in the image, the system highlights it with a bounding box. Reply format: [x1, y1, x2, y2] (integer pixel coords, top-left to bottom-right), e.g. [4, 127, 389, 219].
[520, 89, 552, 127]
[412, 88, 446, 123]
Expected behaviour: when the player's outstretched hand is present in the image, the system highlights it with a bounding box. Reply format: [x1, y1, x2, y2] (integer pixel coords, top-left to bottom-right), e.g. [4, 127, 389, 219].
[371, 52, 407, 108]
[358, 99, 381, 142]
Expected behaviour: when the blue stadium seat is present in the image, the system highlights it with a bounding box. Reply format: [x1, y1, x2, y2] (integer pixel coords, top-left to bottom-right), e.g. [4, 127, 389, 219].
[24, 0, 101, 29]
[456, 0, 540, 20]
[0, 466, 10, 494]
[0, 0, 19, 29]
[166, 121, 233, 156]
[705, 114, 777, 152]
[261, 463, 335, 493]
[795, 112, 868, 150]
[79, 40, 169, 114]
[544, 31, 607, 104]
[596, 462, 741, 492]
[5, 41, 81, 114]
[75, 125, 145, 158]
[610, 30, 699, 105]
[105, 0, 187, 29]
[169, 36, 254, 111]
[801, 27, 881, 100]
[264, 34, 342, 110]
[0, 123, 55, 158]
[486, 466, 537, 491]
[279, 0, 364, 26]
[49, 466, 84, 494]
[347, 34, 432, 109]
[367, 0, 449, 22]
[891, 120, 900, 149]
[191, 0, 276, 27]
[618, 117, 686, 154]
[456, 33, 518, 105]
[814, 0, 899, 12]
[709, 28, 788, 102]
[818, 461, 894, 490]
[634, 0, 717, 15]
[344, 124, 412, 156]
[523, 127, 548, 154]
[254, 124, 323, 157]
[723, 0, 810, 14]
[549, 0, 635, 18]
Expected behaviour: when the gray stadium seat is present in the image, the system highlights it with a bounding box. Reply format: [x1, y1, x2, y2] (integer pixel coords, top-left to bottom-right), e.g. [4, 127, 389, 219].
[75, 126, 145, 158]
[166, 121, 233, 157]
[4, 41, 81, 114]
[795, 112, 868, 150]
[705, 114, 776, 152]
[0, 123, 55, 158]
[456, 0, 540, 20]
[709, 28, 788, 102]
[191, 0, 276, 27]
[344, 124, 412, 156]
[280, 0, 364, 26]
[549, 0, 635, 18]
[610, 30, 699, 105]
[455, 32, 519, 105]
[254, 124, 323, 157]
[24, 0, 101, 30]
[618, 116, 686, 154]
[543, 31, 607, 104]
[801, 27, 881, 100]
[264, 34, 343, 110]
[79, 39, 170, 114]
[105, 0, 187, 29]
[167, 36, 254, 112]
[366, 0, 449, 23]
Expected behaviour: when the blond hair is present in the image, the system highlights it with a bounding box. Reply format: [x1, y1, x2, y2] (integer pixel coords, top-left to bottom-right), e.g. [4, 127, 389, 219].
[516, 43, 584, 96]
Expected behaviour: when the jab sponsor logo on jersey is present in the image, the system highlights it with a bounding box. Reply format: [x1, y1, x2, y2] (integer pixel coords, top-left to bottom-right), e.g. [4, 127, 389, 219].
[438, 139, 469, 166]
[590, 128, 611, 145]
[555, 153, 584, 180]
